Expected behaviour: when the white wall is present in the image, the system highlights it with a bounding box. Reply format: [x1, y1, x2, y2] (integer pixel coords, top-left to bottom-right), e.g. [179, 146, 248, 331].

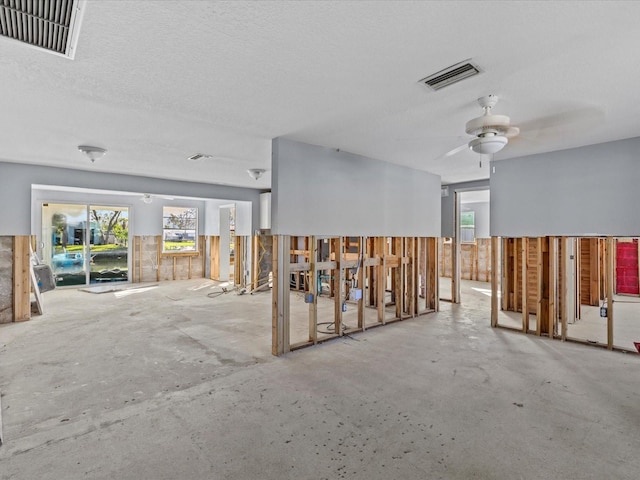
[491, 136, 640, 236]
[271, 138, 441, 236]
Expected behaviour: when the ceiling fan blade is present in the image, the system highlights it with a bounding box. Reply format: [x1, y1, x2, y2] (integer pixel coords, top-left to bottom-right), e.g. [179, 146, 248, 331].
[444, 143, 469, 157]
[519, 106, 605, 139]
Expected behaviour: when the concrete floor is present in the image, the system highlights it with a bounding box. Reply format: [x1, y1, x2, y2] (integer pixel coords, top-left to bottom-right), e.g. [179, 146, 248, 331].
[1, 279, 639, 479]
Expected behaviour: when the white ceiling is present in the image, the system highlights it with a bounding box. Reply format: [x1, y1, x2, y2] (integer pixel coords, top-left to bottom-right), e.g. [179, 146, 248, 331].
[2, 0, 640, 188]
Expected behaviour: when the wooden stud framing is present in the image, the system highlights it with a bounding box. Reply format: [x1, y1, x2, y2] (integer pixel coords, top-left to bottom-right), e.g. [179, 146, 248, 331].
[377, 237, 385, 324]
[536, 237, 544, 336]
[272, 235, 290, 356]
[491, 236, 499, 327]
[308, 236, 318, 344]
[357, 237, 365, 330]
[13, 236, 31, 322]
[606, 237, 614, 350]
[501, 238, 509, 312]
[334, 237, 344, 335]
[521, 238, 529, 332]
[560, 237, 568, 341]
[548, 236, 557, 338]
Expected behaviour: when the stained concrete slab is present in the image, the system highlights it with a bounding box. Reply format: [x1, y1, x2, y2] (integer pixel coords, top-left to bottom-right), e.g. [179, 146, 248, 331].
[0, 279, 639, 479]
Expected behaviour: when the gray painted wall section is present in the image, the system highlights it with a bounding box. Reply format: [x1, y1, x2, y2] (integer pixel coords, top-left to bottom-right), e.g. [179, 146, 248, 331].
[271, 138, 441, 236]
[490, 136, 640, 236]
[0, 162, 262, 235]
[441, 180, 490, 238]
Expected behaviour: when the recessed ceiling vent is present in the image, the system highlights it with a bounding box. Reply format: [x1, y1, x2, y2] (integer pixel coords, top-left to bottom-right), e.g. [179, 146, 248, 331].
[420, 59, 482, 91]
[0, 0, 85, 59]
[187, 153, 213, 161]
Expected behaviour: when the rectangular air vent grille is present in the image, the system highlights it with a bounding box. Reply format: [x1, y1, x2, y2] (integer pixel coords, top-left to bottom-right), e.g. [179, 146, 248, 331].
[0, 0, 83, 58]
[420, 60, 482, 91]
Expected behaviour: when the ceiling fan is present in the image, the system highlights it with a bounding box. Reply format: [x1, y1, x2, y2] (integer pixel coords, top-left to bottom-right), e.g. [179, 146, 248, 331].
[450, 94, 519, 157]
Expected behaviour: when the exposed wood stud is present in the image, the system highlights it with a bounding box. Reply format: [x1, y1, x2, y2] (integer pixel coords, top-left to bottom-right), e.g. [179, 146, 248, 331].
[491, 236, 499, 327]
[357, 236, 365, 330]
[308, 236, 318, 344]
[606, 237, 614, 350]
[334, 237, 344, 335]
[13, 236, 31, 322]
[522, 237, 529, 332]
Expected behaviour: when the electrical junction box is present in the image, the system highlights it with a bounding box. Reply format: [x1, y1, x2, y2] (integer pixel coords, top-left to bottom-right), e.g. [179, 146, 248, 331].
[600, 305, 608, 318]
[304, 293, 314, 304]
[349, 288, 363, 301]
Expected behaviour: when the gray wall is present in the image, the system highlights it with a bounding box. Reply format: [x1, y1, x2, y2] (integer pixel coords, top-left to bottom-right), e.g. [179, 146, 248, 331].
[0, 162, 262, 235]
[490, 136, 640, 236]
[441, 180, 490, 238]
[271, 138, 441, 236]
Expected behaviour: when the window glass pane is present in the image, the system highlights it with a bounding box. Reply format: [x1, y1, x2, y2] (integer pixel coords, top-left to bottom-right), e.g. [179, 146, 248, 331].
[460, 211, 475, 243]
[163, 207, 198, 252]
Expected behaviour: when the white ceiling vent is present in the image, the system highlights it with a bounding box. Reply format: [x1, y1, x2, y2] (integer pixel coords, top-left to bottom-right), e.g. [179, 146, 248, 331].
[420, 59, 482, 91]
[0, 0, 85, 59]
[187, 153, 213, 161]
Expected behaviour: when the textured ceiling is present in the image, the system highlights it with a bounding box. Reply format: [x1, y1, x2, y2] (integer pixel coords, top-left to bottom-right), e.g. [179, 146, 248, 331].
[1, 0, 639, 188]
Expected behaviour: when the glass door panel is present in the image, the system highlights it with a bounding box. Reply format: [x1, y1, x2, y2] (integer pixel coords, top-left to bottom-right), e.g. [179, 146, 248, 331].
[42, 203, 88, 287]
[89, 206, 129, 284]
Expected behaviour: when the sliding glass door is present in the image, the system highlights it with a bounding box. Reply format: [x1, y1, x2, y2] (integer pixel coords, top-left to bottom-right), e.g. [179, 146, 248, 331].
[42, 203, 129, 287]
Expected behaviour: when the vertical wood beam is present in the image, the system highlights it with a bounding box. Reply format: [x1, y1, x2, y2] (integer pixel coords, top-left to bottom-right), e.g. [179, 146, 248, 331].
[308, 236, 318, 344]
[522, 237, 529, 332]
[357, 237, 365, 330]
[501, 238, 509, 311]
[451, 235, 459, 303]
[590, 238, 600, 305]
[272, 235, 290, 356]
[368, 237, 376, 307]
[606, 237, 614, 350]
[513, 238, 520, 312]
[426, 237, 439, 312]
[394, 237, 403, 319]
[491, 236, 499, 327]
[156, 236, 162, 282]
[560, 237, 568, 341]
[13, 236, 31, 322]
[377, 237, 386, 324]
[536, 237, 546, 336]
[334, 237, 344, 335]
[548, 236, 557, 338]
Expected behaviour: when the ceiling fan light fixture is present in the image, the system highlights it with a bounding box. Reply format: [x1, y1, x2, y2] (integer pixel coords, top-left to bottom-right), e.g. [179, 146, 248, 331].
[247, 168, 266, 180]
[468, 135, 508, 155]
[78, 145, 106, 163]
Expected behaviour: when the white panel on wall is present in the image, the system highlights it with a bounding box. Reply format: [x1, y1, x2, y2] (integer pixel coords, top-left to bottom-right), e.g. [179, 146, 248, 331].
[260, 192, 271, 230]
[235, 201, 252, 236]
[271, 138, 441, 236]
[490, 137, 640, 237]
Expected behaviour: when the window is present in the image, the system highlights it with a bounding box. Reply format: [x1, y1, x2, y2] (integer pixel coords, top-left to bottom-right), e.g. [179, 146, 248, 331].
[459, 211, 475, 243]
[162, 207, 197, 252]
